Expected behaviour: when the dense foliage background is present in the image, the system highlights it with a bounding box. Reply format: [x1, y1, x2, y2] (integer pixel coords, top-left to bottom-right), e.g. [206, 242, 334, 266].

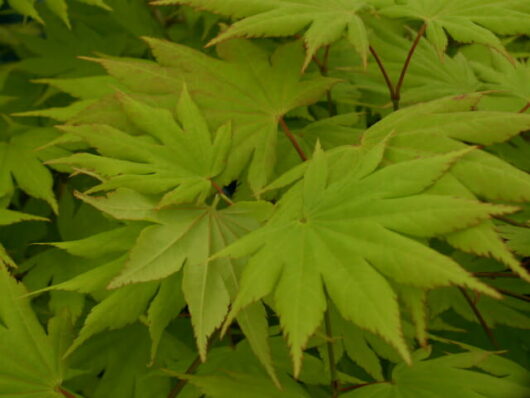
[1, 1, 530, 397]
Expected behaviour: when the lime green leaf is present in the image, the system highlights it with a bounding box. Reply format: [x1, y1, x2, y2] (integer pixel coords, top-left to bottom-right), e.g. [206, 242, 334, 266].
[380, 0, 530, 55]
[499, 225, 530, 257]
[0, 265, 65, 397]
[55, 89, 232, 208]
[218, 148, 502, 376]
[142, 38, 337, 192]
[154, 0, 374, 69]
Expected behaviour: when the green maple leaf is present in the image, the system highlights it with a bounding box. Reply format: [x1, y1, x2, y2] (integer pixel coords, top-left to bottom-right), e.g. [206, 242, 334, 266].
[0, 264, 70, 397]
[362, 94, 530, 280]
[472, 51, 530, 106]
[77, 38, 337, 192]
[214, 143, 509, 376]
[52, 87, 232, 208]
[155, 0, 380, 70]
[380, 0, 530, 56]
[69, 189, 278, 380]
[343, 348, 530, 398]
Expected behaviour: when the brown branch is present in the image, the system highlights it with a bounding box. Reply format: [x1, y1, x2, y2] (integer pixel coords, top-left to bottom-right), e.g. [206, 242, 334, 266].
[518, 102, 530, 113]
[369, 45, 395, 106]
[497, 288, 530, 303]
[459, 287, 499, 349]
[167, 329, 221, 398]
[210, 179, 234, 206]
[167, 356, 202, 398]
[393, 23, 427, 110]
[279, 117, 308, 161]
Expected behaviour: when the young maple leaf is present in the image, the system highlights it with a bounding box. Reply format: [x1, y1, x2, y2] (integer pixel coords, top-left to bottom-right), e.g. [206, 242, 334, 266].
[152, 0, 379, 70]
[214, 143, 511, 376]
[380, 0, 530, 57]
[52, 87, 232, 209]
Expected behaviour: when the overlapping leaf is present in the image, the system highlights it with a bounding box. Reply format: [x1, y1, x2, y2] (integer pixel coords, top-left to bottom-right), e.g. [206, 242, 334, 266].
[52, 87, 232, 208]
[155, 0, 382, 69]
[362, 94, 530, 279]
[70, 188, 277, 379]
[380, 0, 530, 56]
[215, 143, 509, 376]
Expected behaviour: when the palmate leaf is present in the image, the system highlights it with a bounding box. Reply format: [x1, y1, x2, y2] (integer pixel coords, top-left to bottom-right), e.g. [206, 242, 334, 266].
[72, 188, 278, 380]
[154, 0, 382, 70]
[343, 349, 530, 398]
[362, 94, 530, 280]
[143, 38, 338, 192]
[52, 87, 232, 208]
[215, 144, 509, 376]
[63, 38, 336, 192]
[380, 0, 530, 56]
[0, 265, 68, 397]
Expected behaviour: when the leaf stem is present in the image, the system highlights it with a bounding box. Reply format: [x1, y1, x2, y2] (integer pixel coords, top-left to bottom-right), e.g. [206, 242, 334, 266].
[496, 288, 530, 303]
[473, 272, 519, 279]
[341, 381, 387, 392]
[210, 180, 234, 206]
[393, 23, 427, 110]
[56, 387, 76, 398]
[369, 45, 395, 107]
[518, 102, 530, 113]
[494, 215, 529, 228]
[167, 329, 221, 398]
[279, 117, 308, 161]
[324, 301, 340, 397]
[458, 287, 499, 349]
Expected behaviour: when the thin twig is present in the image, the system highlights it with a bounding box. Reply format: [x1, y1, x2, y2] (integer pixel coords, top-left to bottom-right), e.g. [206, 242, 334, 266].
[341, 381, 387, 392]
[459, 287, 499, 349]
[210, 180, 234, 206]
[494, 215, 529, 228]
[393, 23, 427, 110]
[473, 272, 519, 279]
[369, 45, 395, 105]
[518, 102, 530, 113]
[497, 288, 530, 303]
[279, 117, 308, 161]
[167, 356, 202, 398]
[57, 387, 76, 398]
[324, 304, 340, 398]
[167, 329, 221, 398]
